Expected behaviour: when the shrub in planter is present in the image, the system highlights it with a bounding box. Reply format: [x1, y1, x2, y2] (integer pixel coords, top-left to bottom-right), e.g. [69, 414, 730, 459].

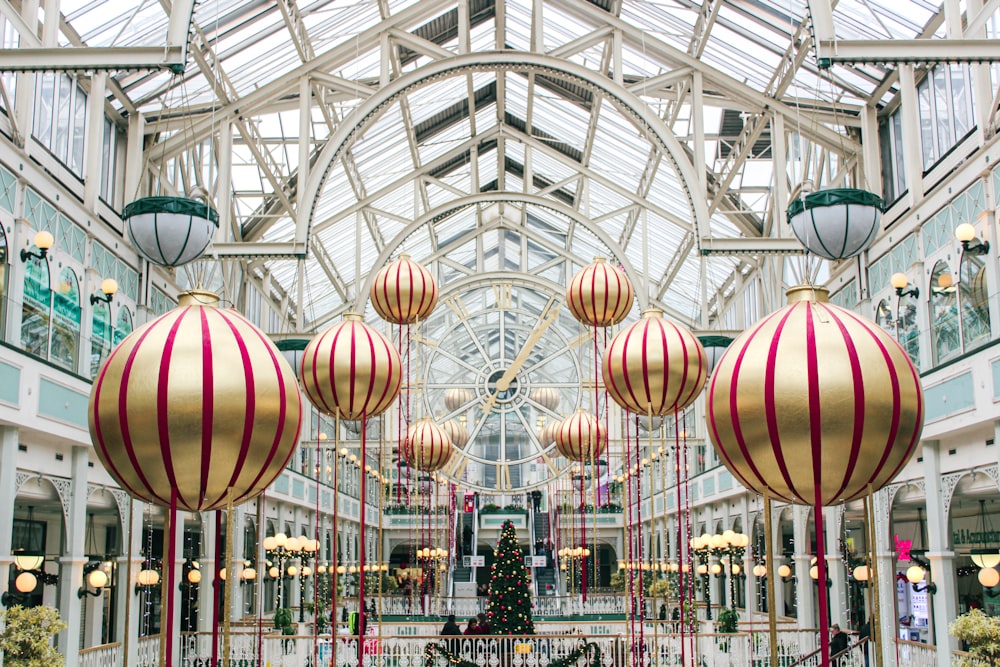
[0, 605, 66, 667]
[273, 607, 293, 631]
[716, 607, 739, 634]
[950, 608, 1000, 665]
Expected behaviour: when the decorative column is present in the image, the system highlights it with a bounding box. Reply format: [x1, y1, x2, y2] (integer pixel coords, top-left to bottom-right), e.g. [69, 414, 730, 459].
[118, 501, 144, 667]
[793, 506, 816, 629]
[199, 520, 216, 634]
[0, 426, 18, 602]
[824, 506, 847, 628]
[923, 440, 959, 667]
[873, 489, 898, 667]
[58, 448, 89, 667]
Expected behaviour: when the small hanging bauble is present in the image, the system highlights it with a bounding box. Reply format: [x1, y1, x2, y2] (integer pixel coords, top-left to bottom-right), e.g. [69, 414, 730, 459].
[440, 418, 469, 448]
[444, 387, 473, 413]
[554, 410, 606, 462]
[537, 419, 562, 446]
[530, 387, 560, 411]
[603, 309, 707, 416]
[402, 419, 453, 472]
[301, 313, 401, 420]
[786, 188, 882, 260]
[122, 194, 219, 268]
[89, 290, 303, 511]
[566, 257, 634, 327]
[706, 285, 924, 505]
[370, 254, 438, 324]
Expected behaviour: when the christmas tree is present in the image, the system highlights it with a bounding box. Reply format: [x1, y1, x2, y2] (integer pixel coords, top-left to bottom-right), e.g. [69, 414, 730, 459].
[486, 519, 534, 635]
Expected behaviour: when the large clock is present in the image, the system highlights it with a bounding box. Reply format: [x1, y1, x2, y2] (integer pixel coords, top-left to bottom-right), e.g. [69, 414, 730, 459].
[420, 275, 587, 491]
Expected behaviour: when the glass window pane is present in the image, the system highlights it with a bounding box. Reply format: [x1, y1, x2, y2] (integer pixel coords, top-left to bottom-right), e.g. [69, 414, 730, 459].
[50, 267, 80, 370]
[917, 77, 935, 170]
[21, 257, 50, 358]
[930, 260, 959, 365]
[961, 256, 991, 348]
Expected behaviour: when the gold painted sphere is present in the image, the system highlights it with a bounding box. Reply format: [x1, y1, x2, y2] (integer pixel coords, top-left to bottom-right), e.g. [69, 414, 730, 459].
[301, 313, 402, 420]
[554, 410, 606, 462]
[603, 309, 707, 416]
[566, 257, 634, 327]
[707, 286, 924, 506]
[370, 254, 438, 325]
[530, 387, 561, 411]
[89, 290, 303, 512]
[537, 419, 562, 446]
[401, 418, 453, 472]
[440, 418, 469, 448]
[443, 387, 473, 413]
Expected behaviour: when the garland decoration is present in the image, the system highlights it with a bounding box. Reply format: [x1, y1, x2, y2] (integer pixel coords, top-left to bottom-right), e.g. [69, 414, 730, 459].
[549, 641, 603, 667]
[422, 642, 479, 667]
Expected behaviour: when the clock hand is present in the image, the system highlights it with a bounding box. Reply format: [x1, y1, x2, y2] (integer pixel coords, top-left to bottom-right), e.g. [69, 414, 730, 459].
[481, 301, 562, 413]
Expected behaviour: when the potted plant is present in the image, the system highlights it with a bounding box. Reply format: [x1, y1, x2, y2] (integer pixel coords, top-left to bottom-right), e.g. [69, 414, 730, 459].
[950, 608, 1000, 665]
[716, 607, 739, 653]
[273, 607, 293, 633]
[0, 605, 66, 667]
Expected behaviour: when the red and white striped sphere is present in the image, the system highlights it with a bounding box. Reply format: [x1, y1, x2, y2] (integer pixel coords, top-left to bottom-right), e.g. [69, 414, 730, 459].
[301, 314, 401, 420]
[370, 254, 438, 324]
[402, 418, 453, 472]
[443, 388, 473, 413]
[602, 309, 707, 416]
[566, 257, 634, 327]
[89, 290, 303, 512]
[707, 286, 924, 505]
[440, 418, 469, 448]
[537, 419, 562, 446]
[531, 387, 561, 411]
[554, 410, 606, 462]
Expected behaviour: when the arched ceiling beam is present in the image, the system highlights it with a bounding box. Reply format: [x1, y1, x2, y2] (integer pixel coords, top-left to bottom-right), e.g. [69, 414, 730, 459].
[299, 52, 711, 259]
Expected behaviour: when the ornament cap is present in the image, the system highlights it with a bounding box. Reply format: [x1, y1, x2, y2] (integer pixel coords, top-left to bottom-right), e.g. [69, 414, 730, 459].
[177, 289, 221, 308]
[785, 285, 830, 305]
[343, 312, 363, 321]
[641, 308, 663, 319]
[593, 256, 606, 263]
[397, 253, 410, 261]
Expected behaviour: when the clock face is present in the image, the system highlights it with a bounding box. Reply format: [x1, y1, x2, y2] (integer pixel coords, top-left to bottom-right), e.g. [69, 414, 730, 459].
[420, 277, 586, 491]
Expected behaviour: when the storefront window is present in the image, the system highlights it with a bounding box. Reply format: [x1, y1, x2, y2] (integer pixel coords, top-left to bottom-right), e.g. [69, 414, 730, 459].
[897, 292, 921, 367]
[930, 261, 960, 365]
[113, 306, 132, 345]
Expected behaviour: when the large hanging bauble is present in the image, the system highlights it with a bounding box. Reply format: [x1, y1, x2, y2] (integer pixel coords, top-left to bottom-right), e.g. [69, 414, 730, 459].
[402, 418, 453, 472]
[444, 388, 473, 412]
[89, 290, 303, 511]
[530, 387, 560, 411]
[554, 410, 606, 462]
[786, 188, 882, 260]
[603, 309, 707, 416]
[301, 313, 401, 420]
[706, 285, 924, 505]
[122, 196, 219, 268]
[566, 257, 634, 327]
[440, 418, 469, 448]
[370, 254, 438, 324]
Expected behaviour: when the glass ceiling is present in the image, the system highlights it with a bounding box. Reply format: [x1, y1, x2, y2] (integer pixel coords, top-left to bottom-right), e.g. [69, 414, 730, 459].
[32, 0, 957, 330]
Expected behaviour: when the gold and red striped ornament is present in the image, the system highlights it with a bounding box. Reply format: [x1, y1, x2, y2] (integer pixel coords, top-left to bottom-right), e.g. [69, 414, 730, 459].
[554, 410, 607, 462]
[440, 418, 469, 448]
[370, 254, 438, 324]
[537, 418, 562, 446]
[88, 290, 303, 512]
[300, 313, 402, 420]
[706, 285, 924, 506]
[602, 309, 707, 416]
[566, 257, 634, 327]
[443, 387, 473, 413]
[530, 387, 561, 411]
[401, 418, 454, 472]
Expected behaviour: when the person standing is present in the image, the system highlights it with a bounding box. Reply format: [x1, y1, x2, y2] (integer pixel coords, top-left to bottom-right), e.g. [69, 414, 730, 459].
[477, 612, 491, 634]
[463, 617, 480, 635]
[830, 624, 849, 662]
[441, 614, 462, 636]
